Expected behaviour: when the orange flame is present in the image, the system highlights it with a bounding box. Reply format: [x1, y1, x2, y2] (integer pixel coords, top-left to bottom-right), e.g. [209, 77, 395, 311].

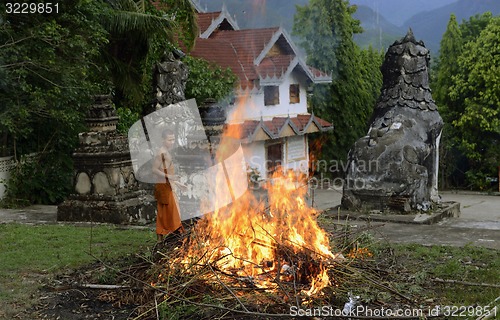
[174, 92, 334, 294]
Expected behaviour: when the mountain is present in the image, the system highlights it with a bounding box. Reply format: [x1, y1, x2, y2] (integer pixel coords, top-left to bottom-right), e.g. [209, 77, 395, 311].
[403, 0, 500, 55]
[350, 0, 458, 26]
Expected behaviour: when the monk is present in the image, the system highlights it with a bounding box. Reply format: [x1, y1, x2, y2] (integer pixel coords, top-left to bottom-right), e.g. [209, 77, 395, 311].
[152, 128, 184, 244]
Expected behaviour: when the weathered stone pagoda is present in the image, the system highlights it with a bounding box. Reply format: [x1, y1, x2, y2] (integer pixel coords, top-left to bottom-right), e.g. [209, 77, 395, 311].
[342, 30, 444, 212]
[57, 95, 155, 224]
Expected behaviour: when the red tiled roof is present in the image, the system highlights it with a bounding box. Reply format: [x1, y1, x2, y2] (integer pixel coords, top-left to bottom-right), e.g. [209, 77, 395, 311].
[211, 28, 279, 58]
[190, 28, 279, 89]
[225, 120, 260, 139]
[226, 114, 333, 141]
[264, 117, 288, 135]
[190, 38, 255, 89]
[315, 116, 333, 128]
[261, 120, 277, 135]
[197, 12, 221, 35]
[291, 114, 313, 131]
[187, 6, 332, 89]
[190, 27, 332, 89]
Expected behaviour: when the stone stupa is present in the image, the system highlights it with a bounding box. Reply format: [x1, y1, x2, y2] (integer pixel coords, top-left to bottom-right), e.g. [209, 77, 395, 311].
[342, 30, 444, 212]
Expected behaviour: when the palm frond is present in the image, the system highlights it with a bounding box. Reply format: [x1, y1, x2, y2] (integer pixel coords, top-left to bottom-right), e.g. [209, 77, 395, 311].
[135, 0, 145, 13]
[105, 0, 140, 12]
[101, 49, 144, 103]
[102, 10, 174, 40]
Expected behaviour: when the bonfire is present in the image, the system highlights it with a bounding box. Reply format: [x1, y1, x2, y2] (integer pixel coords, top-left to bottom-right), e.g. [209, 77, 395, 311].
[138, 95, 373, 318]
[170, 167, 338, 290]
[101, 97, 390, 318]
[147, 169, 343, 315]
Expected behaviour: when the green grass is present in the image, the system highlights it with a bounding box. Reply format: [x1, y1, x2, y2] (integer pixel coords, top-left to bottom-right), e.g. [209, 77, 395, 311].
[1, 222, 499, 319]
[372, 243, 500, 306]
[0, 223, 154, 319]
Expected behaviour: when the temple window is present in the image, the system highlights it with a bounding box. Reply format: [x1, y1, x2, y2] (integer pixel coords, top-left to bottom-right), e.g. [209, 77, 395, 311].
[289, 84, 300, 104]
[264, 86, 280, 106]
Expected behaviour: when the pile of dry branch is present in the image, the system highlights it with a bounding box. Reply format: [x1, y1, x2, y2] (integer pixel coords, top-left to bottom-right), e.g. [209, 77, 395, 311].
[88, 220, 415, 320]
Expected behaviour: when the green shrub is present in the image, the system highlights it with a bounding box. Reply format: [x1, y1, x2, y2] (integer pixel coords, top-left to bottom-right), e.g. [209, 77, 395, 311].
[2, 152, 73, 207]
[116, 107, 140, 135]
[183, 56, 237, 104]
[465, 169, 496, 191]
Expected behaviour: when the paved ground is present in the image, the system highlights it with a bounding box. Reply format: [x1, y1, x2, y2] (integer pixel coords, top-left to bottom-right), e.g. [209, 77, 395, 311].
[0, 190, 499, 249]
[0, 204, 58, 224]
[311, 189, 500, 250]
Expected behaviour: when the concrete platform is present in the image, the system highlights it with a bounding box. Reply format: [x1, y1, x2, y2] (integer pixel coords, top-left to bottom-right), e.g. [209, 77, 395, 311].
[325, 201, 460, 225]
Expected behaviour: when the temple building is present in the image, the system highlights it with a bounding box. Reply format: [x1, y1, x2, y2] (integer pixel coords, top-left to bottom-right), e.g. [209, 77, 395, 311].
[186, 5, 334, 181]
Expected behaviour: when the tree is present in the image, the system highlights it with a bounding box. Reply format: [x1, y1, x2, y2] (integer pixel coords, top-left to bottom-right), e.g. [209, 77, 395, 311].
[460, 12, 493, 44]
[98, 0, 196, 110]
[183, 56, 237, 104]
[359, 46, 383, 112]
[432, 12, 497, 189]
[293, 0, 382, 173]
[0, 0, 196, 205]
[433, 14, 464, 187]
[435, 14, 462, 113]
[449, 17, 500, 189]
[0, 0, 109, 204]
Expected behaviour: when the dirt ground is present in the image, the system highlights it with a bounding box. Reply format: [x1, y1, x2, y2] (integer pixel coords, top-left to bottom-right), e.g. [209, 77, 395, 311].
[32, 289, 136, 320]
[20, 261, 141, 320]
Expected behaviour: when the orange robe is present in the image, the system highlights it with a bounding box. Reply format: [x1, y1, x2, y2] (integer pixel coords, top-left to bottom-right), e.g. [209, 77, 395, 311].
[154, 164, 183, 235]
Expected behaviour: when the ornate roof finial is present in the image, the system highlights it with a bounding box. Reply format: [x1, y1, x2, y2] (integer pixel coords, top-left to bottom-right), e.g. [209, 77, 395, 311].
[402, 28, 416, 44]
